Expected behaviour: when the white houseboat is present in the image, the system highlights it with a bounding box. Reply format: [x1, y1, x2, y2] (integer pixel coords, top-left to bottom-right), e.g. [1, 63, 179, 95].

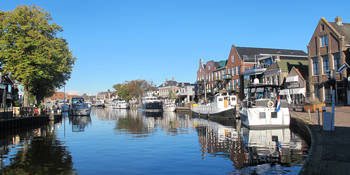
[240, 84, 290, 128]
[112, 99, 129, 109]
[191, 93, 237, 117]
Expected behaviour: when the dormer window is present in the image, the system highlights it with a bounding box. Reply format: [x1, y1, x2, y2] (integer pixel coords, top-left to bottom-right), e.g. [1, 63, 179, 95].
[320, 35, 328, 47]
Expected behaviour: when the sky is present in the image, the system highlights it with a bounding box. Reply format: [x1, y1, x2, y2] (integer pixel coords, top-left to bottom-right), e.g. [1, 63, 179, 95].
[2, 0, 349, 95]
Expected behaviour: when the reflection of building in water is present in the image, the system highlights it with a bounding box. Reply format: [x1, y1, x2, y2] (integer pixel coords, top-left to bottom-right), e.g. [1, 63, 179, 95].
[69, 116, 91, 132]
[193, 117, 308, 172]
[194, 118, 240, 160]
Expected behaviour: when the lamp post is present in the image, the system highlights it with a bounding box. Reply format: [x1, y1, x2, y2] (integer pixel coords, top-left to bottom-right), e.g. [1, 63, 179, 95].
[327, 70, 336, 130]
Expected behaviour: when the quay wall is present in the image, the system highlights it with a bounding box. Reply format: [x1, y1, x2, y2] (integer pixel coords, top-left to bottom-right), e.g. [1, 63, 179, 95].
[290, 117, 313, 175]
[0, 115, 62, 132]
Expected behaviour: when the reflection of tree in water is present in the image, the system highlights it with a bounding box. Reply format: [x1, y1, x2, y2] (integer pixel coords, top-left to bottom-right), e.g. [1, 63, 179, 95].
[115, 116, 153, 138]
[1, 128, 74, 175]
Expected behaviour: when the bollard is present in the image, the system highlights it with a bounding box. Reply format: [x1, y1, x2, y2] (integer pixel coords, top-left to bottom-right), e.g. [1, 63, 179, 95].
[308, 109, 311, 123]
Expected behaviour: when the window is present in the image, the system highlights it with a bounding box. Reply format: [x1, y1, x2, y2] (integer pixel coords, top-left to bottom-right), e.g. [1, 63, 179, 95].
[237, 66, 241, 75]
[271, 112, 277, 118]
[322, 55, 329, 74]
[233, 67, 236, 75]
[312, 57, 319, 75]
[233, 80, 236, 89]
[237, 79, 240, 87]
[333, 53, 341, 70]
[320, 35, 328, 47]
[231, 56, 234, 62]
[259, 112, 266, 119]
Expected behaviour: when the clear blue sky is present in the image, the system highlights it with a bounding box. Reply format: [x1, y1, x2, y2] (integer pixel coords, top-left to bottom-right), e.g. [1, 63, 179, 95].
[2, 0, 349, 95]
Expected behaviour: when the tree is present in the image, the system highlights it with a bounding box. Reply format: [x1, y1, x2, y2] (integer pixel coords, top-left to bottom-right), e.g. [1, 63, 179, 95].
[168, 90, 177, 100]
[113, 82, 131, 101]
[0, 5, 75, 105]
[113, 80, 157, 102]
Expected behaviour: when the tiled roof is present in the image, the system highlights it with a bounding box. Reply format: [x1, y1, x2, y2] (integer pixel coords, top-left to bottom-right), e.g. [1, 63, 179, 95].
[235, 47, 307, 62]
[329, 22, 350, 44]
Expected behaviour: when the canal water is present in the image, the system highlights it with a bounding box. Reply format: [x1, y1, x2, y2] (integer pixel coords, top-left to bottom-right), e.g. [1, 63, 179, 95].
[0, 108, 309, 174]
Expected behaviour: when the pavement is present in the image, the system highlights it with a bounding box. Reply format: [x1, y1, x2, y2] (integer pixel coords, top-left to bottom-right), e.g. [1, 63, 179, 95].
[290, 106, 350, 175]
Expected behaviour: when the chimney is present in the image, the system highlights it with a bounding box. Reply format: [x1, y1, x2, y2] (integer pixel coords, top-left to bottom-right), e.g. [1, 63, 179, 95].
[335, 16, 342, 26]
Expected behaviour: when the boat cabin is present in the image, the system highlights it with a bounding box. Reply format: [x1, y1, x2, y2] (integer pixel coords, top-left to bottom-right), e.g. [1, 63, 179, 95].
[213, 93, 237, 109]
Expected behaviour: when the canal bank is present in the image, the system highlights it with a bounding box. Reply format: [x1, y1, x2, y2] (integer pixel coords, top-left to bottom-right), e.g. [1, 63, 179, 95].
[0, 114, 62, 132]
[291, 106, 350, 175]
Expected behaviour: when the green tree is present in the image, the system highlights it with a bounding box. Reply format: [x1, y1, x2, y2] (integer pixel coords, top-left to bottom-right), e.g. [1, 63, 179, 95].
[0, 5, 75, 105]
[113, 82, 131, 101]
[113, 80, 157, 102]
[168, 90, 177, 100]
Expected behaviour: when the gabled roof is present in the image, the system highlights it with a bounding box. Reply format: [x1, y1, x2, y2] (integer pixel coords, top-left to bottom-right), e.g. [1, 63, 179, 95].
[235, 47, 307, 62]
[329, 22, 350, 44]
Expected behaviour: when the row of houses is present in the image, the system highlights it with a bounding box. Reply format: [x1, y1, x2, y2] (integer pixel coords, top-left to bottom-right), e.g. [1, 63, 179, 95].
[196, 16, 350, 106]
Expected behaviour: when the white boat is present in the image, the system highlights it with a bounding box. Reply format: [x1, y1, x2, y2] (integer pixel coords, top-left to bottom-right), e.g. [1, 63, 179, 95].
[142, 96, 163, 112]
[69, 97, 91, 116]
[191, 93, 237, 116]
[112, 99, 129, 109]
[163, 103, 176, 112]
[240, 84, 290, 128]
[94, 99, 105, 108]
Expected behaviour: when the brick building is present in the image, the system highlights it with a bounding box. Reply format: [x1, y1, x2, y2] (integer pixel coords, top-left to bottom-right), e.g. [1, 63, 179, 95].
[225, 45, 255, 99]
[307, 17, 350, 105]
[196, 59, 226, 102]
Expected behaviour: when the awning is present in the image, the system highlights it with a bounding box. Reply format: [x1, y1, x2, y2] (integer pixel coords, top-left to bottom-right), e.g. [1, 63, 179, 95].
[286, 76, 298, 82]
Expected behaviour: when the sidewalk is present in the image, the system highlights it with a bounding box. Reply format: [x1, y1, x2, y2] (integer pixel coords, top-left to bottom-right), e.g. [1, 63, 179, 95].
[290, 106, 350, 175]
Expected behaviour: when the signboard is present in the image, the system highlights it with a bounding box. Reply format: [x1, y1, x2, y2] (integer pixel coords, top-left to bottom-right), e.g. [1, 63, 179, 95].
[337, 63, 350, 73]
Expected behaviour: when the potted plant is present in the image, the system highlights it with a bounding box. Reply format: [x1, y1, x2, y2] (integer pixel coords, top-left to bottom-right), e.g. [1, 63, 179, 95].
[303, 98, 326, 113]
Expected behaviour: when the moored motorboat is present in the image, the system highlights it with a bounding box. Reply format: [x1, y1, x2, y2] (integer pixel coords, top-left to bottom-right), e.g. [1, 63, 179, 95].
[239, 84, 290, 128]
[112, 99, 129, 109]
[163, 103, 176, 112]
[142, 96, 163, 112]
[191, 93, 237, 117]
[69, 97, 91, 116]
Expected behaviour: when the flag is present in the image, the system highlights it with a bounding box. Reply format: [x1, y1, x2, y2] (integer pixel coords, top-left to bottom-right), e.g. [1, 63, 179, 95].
[276, 95, 281, 112]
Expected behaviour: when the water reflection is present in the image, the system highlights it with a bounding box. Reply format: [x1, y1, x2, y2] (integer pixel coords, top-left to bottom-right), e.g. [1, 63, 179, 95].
[0, 120, 74, 174]
[0, 108, 309, 174]
[69, 115, 91, 132]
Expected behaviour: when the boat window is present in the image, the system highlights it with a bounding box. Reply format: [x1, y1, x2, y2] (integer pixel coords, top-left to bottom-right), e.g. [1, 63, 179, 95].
[259, 112, 266, 119]
[231, 97, 236, 101]
[218, 98, 223, 101]
[271, 112, 277, 118]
